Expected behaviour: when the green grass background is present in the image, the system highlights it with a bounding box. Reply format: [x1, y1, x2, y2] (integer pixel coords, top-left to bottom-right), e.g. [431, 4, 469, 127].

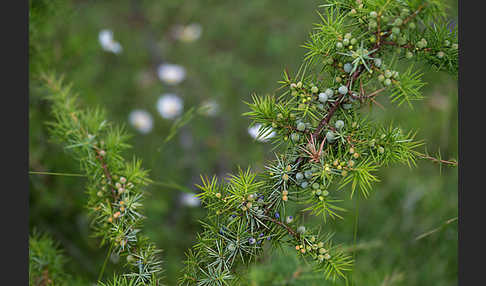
[29, 0, 458, 285]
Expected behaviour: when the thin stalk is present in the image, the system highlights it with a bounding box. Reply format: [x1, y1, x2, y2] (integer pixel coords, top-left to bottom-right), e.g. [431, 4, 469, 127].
[97, 243, 114, 282]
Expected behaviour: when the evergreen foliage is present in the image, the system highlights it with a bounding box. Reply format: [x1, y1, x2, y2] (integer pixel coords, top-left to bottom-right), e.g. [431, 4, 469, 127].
[180, 0, 457, 285]
[29, 231, 71, 285]
[40, 74, 164, 285]
[29, 0, 457, 285]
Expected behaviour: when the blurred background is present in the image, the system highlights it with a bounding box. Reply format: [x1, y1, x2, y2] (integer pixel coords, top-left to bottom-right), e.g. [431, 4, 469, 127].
[29, 0, 458, 285]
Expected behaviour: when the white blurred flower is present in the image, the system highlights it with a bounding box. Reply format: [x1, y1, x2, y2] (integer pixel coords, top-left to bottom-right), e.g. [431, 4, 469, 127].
[200, 99, 220, 117]
[157, 63, 186, 85]
[157, 94, 184, 119]
[248, 123, 276, 142]
[173, 23, 203, 43]
[128, 110, 153, 134]
[180, 192, 200, 207]
[98, 29, 123, 54]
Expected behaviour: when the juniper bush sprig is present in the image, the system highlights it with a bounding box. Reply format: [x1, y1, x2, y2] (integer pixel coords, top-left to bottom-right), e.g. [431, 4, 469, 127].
[29, 231, 71, 285]
[181, 0, 457, 285]
[42, 74, 163, 285]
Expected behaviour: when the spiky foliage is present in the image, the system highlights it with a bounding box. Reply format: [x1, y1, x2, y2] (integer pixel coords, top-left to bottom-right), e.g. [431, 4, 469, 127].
[29, 231, 71, 285]
[181, 0, 457, 285]
[41, 74, 163, 285]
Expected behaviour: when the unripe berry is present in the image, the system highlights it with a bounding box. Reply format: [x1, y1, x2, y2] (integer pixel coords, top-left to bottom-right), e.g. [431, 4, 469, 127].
[368, 20, 377, 29]
[343, 38, 350, 46]
[300, 181, 309, 188]
[378, 146, 385, 154]
[393, 71, 399, 79]
[437, 51, 445, 58]
[319, 248, 327, 254]
[291, 133, 300, 142]
[311, 86, 319, 93]
[374, 58, 382, 67]
[408, 22, 416, 29]
[397, 36, 407, 45]
[406, 51, 413, 59]
[286, 216, 294, 224]
[417, 38, 428, 49]
[338, 85, 348, 95]
[318, 92, 328, 103]
[378, 74, 385, 82]
[392, 27, 400, 35]
[385, 70, 392, 78]
[290, 83, 297, 89]
[304, 170, 312, 179]
[297, 226, 306, 233]
[350, 38, 357, 45]
[394, 18, 403, 26]
[296, 172, 304, 181]
[312, 183, 320, 189]
[326, 131, 336, 143]
[336, 42, 343, 49]
[216, 192, 222, 198]
[452, 43, 458, 49]
[344, 33, 352, 40]
[384, 78, 392, 86]
[370, 11, 377, 18]
[325, 88, 334, 97]
[297, 122, 306, 131]
[335, 120, 345, 130]
[97, 191, 103, 197]
[344, 63, 352, 73]
[296, 81, 303, 88]
[335, 76, 342, 83]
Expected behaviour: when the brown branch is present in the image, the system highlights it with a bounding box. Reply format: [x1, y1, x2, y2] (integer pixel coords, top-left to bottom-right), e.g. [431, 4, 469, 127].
[94, 148, 118, 200]
[415, 152, 458, 166]
[403, 4, 425, 25]
[264, 216, 301, 240]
